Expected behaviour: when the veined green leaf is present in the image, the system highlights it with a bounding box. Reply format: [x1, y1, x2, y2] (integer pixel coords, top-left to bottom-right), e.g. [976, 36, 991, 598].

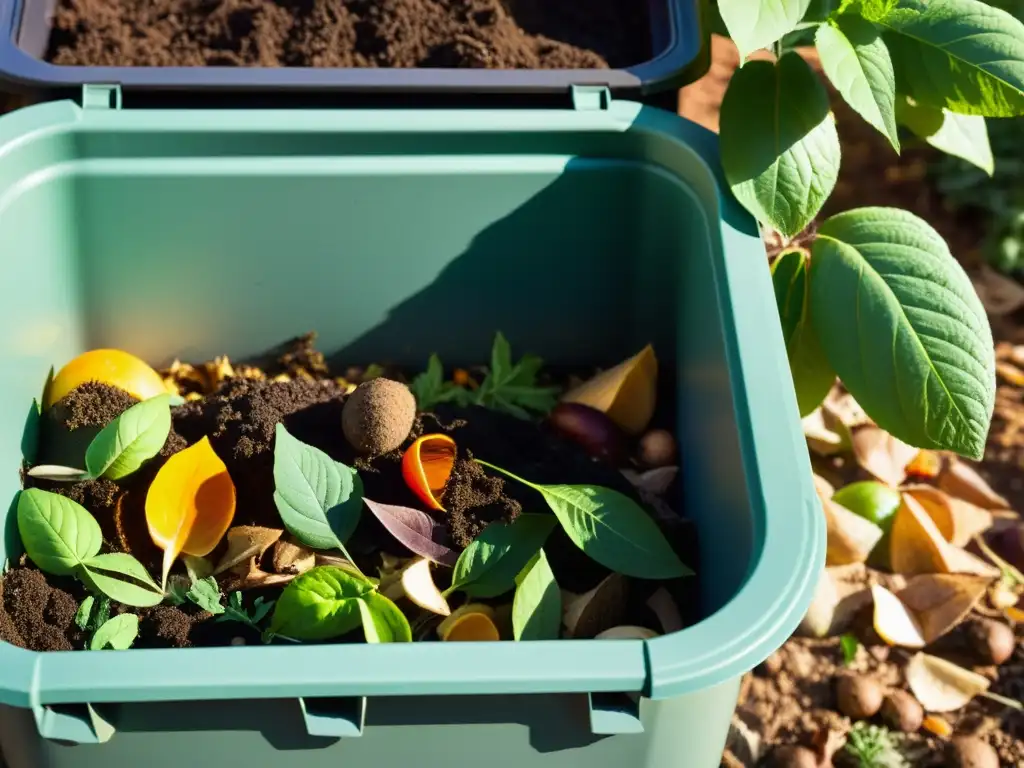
[809, 208, 995, 459]
[268, 566, 373, 641]
[895, 96, 993, 175]
[877, 0, 1024, 117]
[771, 250, 836, 416]
[718, 0, 812, 59]
[816, 14, 900, 151]
[837, 0, 897, 22]
[357, 593, 412, 643]
[720, 53, 841, 237]
[89, 614, 139, 651]
[17, 489, 102, 576]
[512, 551, 562, 641]
[85, 394, 171, 480]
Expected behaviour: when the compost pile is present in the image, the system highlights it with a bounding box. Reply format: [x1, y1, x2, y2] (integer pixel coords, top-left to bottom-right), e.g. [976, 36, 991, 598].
[4, 333, 696, 651]
[46, 0, 650, 70]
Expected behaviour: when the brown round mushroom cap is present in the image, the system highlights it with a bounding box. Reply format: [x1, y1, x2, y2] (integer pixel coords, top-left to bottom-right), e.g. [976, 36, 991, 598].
[341, 378, 416, 455]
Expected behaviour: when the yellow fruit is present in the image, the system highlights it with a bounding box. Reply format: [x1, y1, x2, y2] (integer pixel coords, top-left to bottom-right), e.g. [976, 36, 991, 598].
[437, 604, 500, 642]
[46, 349, 167, 407]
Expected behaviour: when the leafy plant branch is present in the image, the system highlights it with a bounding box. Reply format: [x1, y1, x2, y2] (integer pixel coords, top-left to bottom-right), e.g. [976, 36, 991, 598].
[714, 0, 1024, 458]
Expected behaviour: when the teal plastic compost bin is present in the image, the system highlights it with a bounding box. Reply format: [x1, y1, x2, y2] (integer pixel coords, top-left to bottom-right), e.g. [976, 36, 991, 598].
[0, 89, 825, 768]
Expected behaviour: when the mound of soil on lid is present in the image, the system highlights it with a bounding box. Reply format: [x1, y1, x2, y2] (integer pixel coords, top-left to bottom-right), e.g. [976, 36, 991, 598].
[0, 568, 85, 651]
[46, 0, 650, 71]
[37, 382, 139, 468]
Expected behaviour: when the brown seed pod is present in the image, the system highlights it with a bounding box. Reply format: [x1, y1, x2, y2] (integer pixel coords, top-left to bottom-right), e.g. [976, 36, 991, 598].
[638, 429, 677, 468]
[836, 674, 884, 720]
[965, 618, 1016, 666]
[880, 690, 924, 733]
[945, 736, 999, 768]
[342, 378, 416, 455]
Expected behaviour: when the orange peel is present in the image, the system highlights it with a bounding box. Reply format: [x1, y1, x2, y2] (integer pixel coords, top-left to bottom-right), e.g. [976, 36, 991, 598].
[438, 604, 500, 642]
[402, 434, 456, 511]
[46, 349, 167, 408]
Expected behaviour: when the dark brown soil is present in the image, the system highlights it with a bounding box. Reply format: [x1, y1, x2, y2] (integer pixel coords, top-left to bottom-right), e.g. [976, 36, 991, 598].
[0, 568, 85, 651]
[46, 0, 650, 71]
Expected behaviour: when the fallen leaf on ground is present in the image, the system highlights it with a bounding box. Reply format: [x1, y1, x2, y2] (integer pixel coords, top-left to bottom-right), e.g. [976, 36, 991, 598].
[872, 575, 991, 648]
[560, 345, 657, 435]
[902, 485, 994, 547]
[972, 264, 1024, 317]
[799, 564, 906, 638]
[904, 450, 942, 480]
[937, 460, 1010, 511]
[852, 427, 918, 487]
[906, 652, 991, 712]
[997, 361, 1024, 387]
[890, 495, 1000, 577]
[271, 538, 316, 575]
[816, 481, 883, 566]
[213, 526, 282, 575]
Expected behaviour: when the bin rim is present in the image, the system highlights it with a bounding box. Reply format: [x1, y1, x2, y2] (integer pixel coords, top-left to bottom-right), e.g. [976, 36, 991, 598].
[0, 0, 709, 98]
[0, 98, 824, 711]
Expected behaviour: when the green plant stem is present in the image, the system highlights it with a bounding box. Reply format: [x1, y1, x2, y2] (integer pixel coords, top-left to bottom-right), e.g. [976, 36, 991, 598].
[473, 459, 538, 491]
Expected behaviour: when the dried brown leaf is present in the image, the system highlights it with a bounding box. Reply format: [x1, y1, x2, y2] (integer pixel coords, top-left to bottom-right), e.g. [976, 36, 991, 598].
[560, 345, 657, 435]
[646, 588, 683, 634]
[271, 537, 316, 575]
[902, 485, 994, 547]
[852, 427, 918, 487]
[937, 460, 1010, 511]
[906, 652, 991, 712]
[798, 563, 906, 638]
[890, 495, 1000, 577]
[804, 408, 850, 456]
[212, 526, 282, 575]
[562, 573, 628, 639]
[816, 481, 884, 565]
[621, 466, 678, 496]
[896, 574, 992, 644]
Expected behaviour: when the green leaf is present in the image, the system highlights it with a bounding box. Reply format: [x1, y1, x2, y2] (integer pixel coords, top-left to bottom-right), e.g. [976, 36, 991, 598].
[357, 592, 412, 643]
[718, 0, 812, 58]
[272, 423, 363, 552]
[89, 614, 139, 651]
[512, 551, 561, 641]
[268, 566, 373, 641]
[878, 0, 1024, 117]
[840, 632, 860, 665]
[475, 333, 560, 419]
[85, 394, 171, 480]
[838, 0, 896, 21]
[895, 97, 994, 175]
[75, 595, 95, 630]
[81, 553, 164, 608]
[450, 514, 558, 598]
[185, 576, 224, 615]
[809, 207, 995, 459]
[476, 461, 692, 580]
[165, 579, 189, 606]
[250, 596, 274, 625]
[17, 489, 102, 576]
[816, 15, 899, 151]
[771, 249, 836, 416]
[720, 53, 841, 238]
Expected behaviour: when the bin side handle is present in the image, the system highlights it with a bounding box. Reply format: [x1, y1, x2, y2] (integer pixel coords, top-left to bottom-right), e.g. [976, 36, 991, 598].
[34, 702, 116, 744]
[298, 695, 366, 738]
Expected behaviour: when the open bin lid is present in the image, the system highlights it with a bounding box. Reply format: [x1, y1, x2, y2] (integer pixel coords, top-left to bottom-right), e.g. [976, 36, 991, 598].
[0, 0, 709, 102]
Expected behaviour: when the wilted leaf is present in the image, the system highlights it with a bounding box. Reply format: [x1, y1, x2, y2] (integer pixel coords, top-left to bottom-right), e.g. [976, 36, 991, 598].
[851, 427, 919, 487]
[897, 573, 992, 643]
[872, 584, 926, 647]
[890, 494, 1000, 577]
[562, 573, 628, 639]
[906, 652, 990, 712]
[937, 459, 1010, 510]
[271, 538, 316, 575]
[872, 574, 991, 648]
[213, 526, 282, 575]
[146, 436, 236, 589]
[560, 345, 657, 436]
[902, 485, 993, 547]
[363, 498, 459, 567]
